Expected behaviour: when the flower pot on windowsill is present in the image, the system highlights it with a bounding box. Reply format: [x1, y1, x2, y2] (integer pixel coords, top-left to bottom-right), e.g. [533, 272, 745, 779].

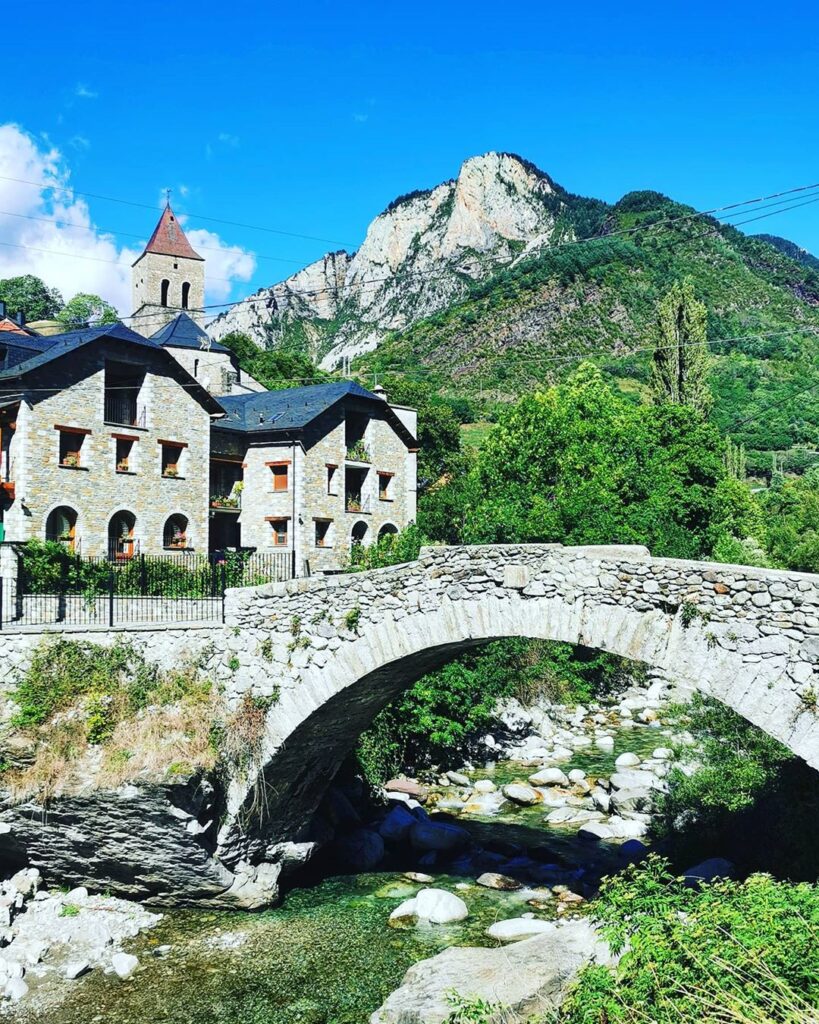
[61, 454, 81, 468]
[163, 468, 180, 479]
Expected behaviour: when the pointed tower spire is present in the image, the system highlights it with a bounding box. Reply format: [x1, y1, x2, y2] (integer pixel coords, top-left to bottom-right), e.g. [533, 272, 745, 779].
[139, 204, 204, 262]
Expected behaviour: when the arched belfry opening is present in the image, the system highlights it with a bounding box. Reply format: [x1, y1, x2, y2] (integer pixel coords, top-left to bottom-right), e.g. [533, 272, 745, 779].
[160, 279, 170, 307]
[181, 281, 191, 309]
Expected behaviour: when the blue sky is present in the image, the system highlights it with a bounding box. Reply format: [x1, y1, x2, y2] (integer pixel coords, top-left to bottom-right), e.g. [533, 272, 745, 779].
[2, 0, 819, 313]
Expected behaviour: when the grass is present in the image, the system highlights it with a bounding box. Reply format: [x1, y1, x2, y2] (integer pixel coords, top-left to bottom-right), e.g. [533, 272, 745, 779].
[2, 638, 268, 803]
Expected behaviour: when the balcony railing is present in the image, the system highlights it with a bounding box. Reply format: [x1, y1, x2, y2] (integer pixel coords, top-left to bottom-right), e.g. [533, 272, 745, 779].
[104, 395, 146, 428]
[345, 493, 372, 514]
[210, 494, 242, 511]
[345, 441, 371, 463]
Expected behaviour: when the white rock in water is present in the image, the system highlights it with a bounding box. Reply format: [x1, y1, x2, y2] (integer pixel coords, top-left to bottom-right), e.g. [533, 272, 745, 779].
[551, 746, 574, 760]
[414, 888, 469, 924]
[389, 898, 419, 922]
[503, 784, 541, 806]
[595, 735, 615, 751]
[476, 873, 522, 891]
[446, 771, 470, 787]
[5, 977, 28, 1002]
[404, 872, 434, 884]
[607, 817, 648, 839]
[578, 822, 615, 841]
[64, 961, 91, 980]
[111, 952, 139, 980]
[615, 753, 641, 768]
[567, 769, 587, 783]
[473, 779, 497, 793]
[528, 768, 568, 787]
[486, 918, 555, 942]
[652, 747, 674, 760]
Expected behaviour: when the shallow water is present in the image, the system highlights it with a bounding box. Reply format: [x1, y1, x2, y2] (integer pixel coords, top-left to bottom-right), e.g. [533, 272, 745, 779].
[26, 872, 558, 1024]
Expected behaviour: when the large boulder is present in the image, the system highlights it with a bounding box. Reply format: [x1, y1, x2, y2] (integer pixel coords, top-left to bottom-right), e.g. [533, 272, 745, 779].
[502, 784, 541, 806]
[379, 805, 418, 844]
[528, 768, 569, 787]
[683, 858, 736, 886]
[409, 821, 470, 853]
[334, 829, 385, 870]
[370, 919, 613, 1023]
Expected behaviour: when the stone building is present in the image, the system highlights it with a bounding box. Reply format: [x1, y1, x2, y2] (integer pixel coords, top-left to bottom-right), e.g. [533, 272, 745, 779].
[0, 206, 418, 575]
[210, 381, 417, 572]
[131, 203, 205, 338]
[0, 322, 223, 556]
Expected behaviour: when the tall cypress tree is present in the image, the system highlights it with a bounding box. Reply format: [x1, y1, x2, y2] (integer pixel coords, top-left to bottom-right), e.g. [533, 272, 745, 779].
[651, 278, 713, 416]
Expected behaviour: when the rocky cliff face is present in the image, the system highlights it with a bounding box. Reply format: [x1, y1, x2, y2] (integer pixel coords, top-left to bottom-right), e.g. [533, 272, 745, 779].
[208, 153, 585, 367]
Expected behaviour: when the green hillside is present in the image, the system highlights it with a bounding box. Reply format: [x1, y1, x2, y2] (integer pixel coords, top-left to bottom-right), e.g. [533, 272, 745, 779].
[358, 192, 819, 465]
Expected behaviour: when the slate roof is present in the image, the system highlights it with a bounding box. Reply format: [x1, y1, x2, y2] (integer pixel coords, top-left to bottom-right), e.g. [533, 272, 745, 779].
[0, 321, 223, 415]
[216, 380, 417, 446]
[134, 204, 203, 263]
[151, 313, 229, 352]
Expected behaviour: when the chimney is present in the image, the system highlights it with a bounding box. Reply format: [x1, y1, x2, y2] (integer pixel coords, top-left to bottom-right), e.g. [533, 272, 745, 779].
[372, 383, 388, 402]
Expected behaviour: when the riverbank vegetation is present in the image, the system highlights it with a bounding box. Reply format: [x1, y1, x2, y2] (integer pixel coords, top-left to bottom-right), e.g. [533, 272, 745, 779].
[2, 639, 234, 801]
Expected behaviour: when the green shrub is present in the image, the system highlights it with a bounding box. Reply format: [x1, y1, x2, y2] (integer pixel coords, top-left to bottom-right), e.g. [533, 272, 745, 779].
[558, 857, 819, 1024]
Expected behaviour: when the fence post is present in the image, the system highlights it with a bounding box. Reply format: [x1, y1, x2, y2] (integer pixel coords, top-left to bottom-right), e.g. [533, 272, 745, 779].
[14, 548, 23, 622]
[0, 576, 3, 631]
[220, 561, 227, 623]
[139, 553, 147, 596]
[108, 567, 115, 628]
[57, 552, 67, 624]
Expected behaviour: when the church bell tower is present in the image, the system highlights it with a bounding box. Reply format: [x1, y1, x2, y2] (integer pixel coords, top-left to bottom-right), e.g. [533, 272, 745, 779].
[131, 203, 205, 336]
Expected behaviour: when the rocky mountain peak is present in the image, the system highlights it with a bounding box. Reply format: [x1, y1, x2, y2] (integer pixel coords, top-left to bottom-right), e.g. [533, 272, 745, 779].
[208, 152, 574, 366]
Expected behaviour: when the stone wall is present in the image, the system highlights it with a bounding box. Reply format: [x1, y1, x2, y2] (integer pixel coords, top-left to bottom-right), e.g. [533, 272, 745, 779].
[213, 544, 819, 869]
[2, 339, 212, 556]
[2, 542, 817, 906]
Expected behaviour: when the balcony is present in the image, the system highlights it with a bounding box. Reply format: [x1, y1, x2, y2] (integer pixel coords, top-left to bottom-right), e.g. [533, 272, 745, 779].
[345, 440, 371, 464]
[345, 492, 372, 514]
[210, 493, 242, 512]
[104, 394, 146, 428]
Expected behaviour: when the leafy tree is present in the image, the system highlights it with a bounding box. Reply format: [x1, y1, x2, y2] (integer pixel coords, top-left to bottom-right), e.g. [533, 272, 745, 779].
[218, 331, 329, 390]
[762, 469, 819, 572]
[57, 293, 118, 329]
[0, 274, 63, 320]
[379, 375, 466, 493]
[346, 524, 422, 571]
[462, 363, 734, 559]
[651, 277, 713, 416]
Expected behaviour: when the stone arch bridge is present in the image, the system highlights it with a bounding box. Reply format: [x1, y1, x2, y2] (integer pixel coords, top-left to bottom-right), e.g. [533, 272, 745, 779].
[2, 543, 818, 907]
[207, 543, 819, 902]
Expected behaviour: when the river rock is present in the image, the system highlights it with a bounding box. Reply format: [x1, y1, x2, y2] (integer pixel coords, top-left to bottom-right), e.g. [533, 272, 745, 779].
[614, 752, 641, 768]
[111, 952, 139, 980]
[652, 747, 674, 760]
[595, 735, 615, 751]
[528, 768, 569, 787]
[385, 779, 429, 800]
[610, 788, 652, 814]
[379, 805, 417, 844]
[64, 960, 91, 980]
[5, 977, 28, 1002]
[335, 829, 385, 870]
[370, 919, 613, 1023]
[590, 787, 611, 813]
[404, 872, 434, 884]
[487, 918, 555, 942]
[414, 888, 469, 924]
[409, 821, 469, 853]
[462, 791, 506, 815]
[567, 769, 587, 783]
[682, 858, 736, 886]
[473, 779, 497, 793]
[502, 784, 541, 806]
[445, 771, 470, 787]
[546, 807, 604, 826]
[495, 699, 533, 735]
[609, 770, 663, 791]
[578, 822, 614, 841]
[606, 817, 648, 839]
[476, 873, 522, 891]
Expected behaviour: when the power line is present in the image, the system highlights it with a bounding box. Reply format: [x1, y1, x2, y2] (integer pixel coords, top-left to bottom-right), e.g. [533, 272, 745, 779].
[0, 174, 357, 248]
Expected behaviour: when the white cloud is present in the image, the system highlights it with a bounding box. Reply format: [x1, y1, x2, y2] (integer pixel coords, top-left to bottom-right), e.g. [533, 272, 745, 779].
[74, 84, 98, 100]
[0, 124, 256, 318]
[217, 133, 239, 147]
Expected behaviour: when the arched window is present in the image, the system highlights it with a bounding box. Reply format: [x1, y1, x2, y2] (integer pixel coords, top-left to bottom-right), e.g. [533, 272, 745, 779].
[163, 514, 188, 550]
[160, 279, 170, 307]
[46, 506, 78, 550]
[108, 510, 136, 561]
[351, 520, 369, 546]
[181, 282, 191, 309]
[377, 523, 398, 543]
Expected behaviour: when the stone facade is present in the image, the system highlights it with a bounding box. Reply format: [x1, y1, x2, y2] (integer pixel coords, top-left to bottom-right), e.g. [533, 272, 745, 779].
[211, 395, 418, 572]
[131, 245, 205, 337]
[1, 338, 214, 556]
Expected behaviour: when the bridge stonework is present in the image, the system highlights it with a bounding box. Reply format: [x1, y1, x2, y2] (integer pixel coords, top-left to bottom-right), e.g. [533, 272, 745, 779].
[1, 543, 817, 907]
[213, 543, 819, 901]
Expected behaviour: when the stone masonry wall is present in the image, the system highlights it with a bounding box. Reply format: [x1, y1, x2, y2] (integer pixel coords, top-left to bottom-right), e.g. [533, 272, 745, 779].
[131, 250, 205, 338]
[3, 340, 211, 556]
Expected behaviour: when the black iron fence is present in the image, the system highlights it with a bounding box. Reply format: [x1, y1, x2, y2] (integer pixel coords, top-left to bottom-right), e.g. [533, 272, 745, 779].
[0, 549, 292, 629]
